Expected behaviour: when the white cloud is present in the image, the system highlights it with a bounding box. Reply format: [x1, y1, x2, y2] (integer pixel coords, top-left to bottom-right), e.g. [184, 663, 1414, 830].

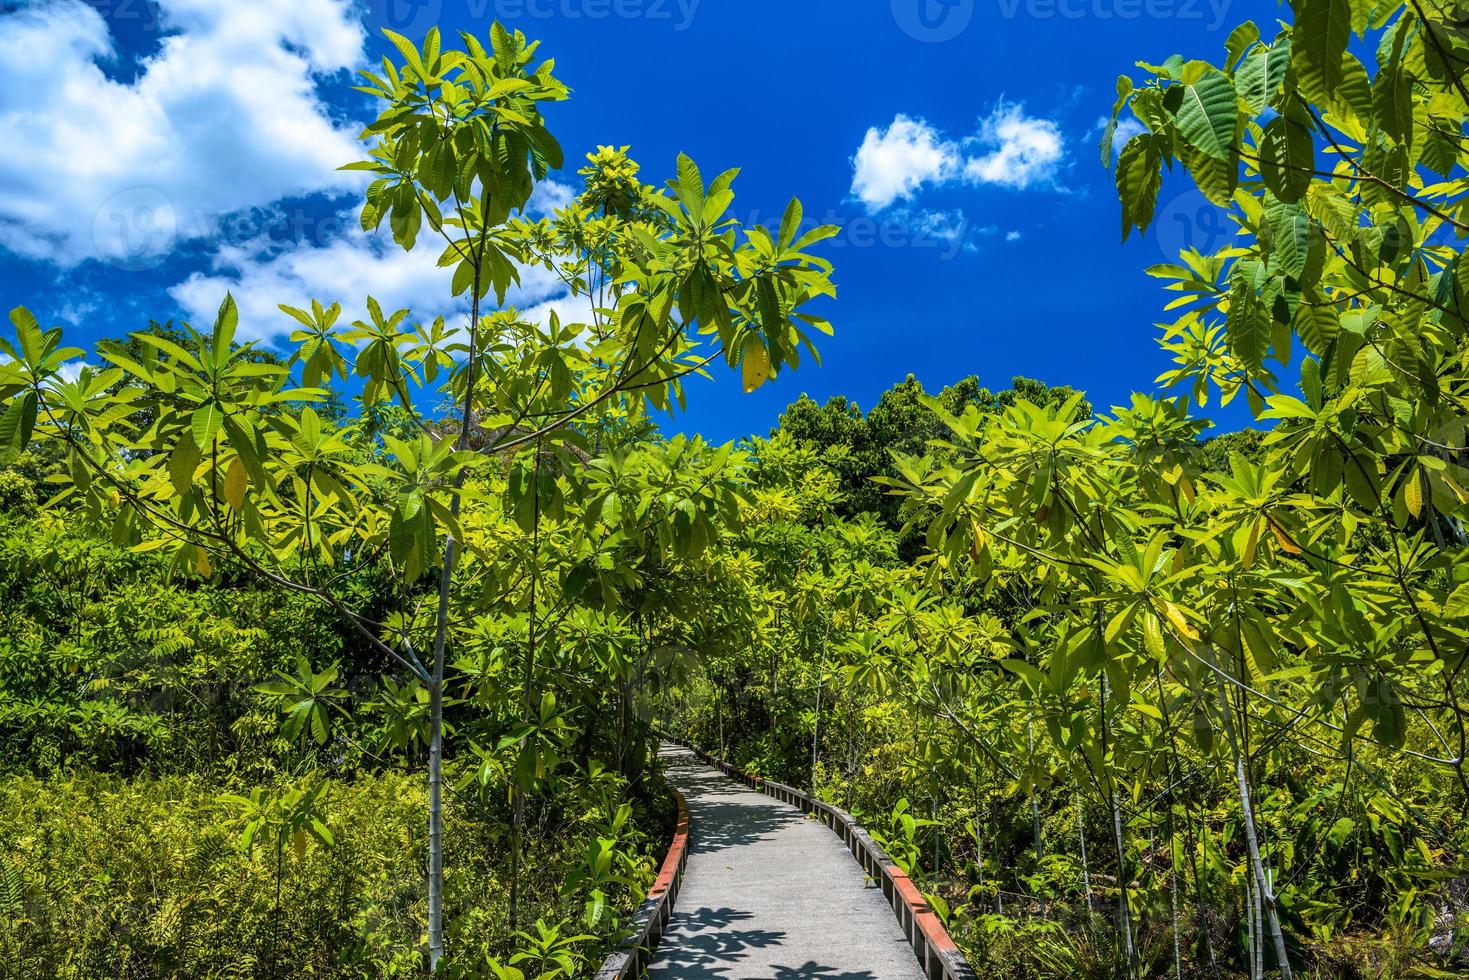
[521, 293, 600, 333]
[56, 360, 93, 383]
[528, 179, 578, 214]
[1006, 230, 1022, 242]
[168, 181, 584, 346]
[963, 104, 1064, 189]
[0, 0, 366, 267]
[851, 104, 1065, 213]
[850, 116, 961, 212]
[909, 209, 967, 243]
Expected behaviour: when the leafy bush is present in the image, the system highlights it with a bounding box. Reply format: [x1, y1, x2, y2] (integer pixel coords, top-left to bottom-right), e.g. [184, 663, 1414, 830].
[0, 770, 654, 979]
[0, 515, 351, 778]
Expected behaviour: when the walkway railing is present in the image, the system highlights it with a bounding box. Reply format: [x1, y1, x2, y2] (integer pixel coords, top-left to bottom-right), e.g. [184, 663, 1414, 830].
[668, 738, 979, 980]
[592, 781, 691, 980]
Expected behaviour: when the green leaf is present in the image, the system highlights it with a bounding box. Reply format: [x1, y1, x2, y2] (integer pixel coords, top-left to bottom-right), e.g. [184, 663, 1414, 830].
[1174, 70, 1239, 163]
[490, 21, 518, 66]
[1301, 354, 1324, 407]
[168, 436, 201, 496]
[1331, 52, 1373, 122]
[222, 414, 272, 493]
[1259, 112, 1314, 204]
[1292, 0, 1352, 104]
[223, 456, 248, 510]
[1267, 201, 1313, 278]
[0, 390, 37, 460]
[8, 307, 42, 365]
[1185, 141, 1240, 206]
[1327, 816, 1356, 846]
[1225, 21, 1261, 66]
[213, 293, 238, 362]
[1099, 116, 1119, 168]
[1444, 582, 1469, 620]
[192, 402, 223, 448]
[1305, 183, 1357, 238]
[382, 28, 425, 76]
[778, 197, 803, 250]
[1116, 134, 1163, 241]
[1293, 296, 1339, 354]
[1227, 277, 1270, 370]
[674, 153, 706, 218]
[1372, 66, 1413, 146]
[1236, 40, 1290, 114]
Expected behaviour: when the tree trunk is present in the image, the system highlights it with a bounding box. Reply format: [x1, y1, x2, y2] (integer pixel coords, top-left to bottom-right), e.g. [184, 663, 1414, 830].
[1110, 782, 1138, 978]
[427, 540, 451, 970]
[812, 653, 823, 792]
[716, 685, 724, 754]
[1100, 680, 1138, 979]
[1077, 789, 1092, 914]
[1248, 876, 1262, 980]
[510, 475, 541, 934]
[1170, 821, 1183, 979]
[1212, 665, 1293, 979]
[427, 230, 488, 970]
[1027, 720, 1046, 917]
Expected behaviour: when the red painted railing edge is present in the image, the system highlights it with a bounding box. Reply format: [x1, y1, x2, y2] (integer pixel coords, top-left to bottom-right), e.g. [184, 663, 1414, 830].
[666, 737, 978, 980]
[592, 779, 691, 980]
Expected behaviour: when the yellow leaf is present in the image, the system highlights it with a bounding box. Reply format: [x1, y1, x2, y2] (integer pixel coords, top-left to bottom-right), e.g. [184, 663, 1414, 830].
[741, 335, 770, 393]
[223, 456, 248, 510]
[1440, 472, 1469, 504]
[1160, 600, 1200, 642]
[1268, 517, 1302, 555]
[1238, 516, 1262, 568]
[968, 518, 988, 560]
[1132, 702, 1164, 722]
[1404, 470, 1424, 518]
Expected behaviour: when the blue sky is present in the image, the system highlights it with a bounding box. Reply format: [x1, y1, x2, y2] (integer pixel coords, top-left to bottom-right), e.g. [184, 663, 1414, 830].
[0, 0, 1274, 441]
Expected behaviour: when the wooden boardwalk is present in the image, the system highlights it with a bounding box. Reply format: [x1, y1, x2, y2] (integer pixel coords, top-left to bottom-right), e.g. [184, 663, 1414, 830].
[646, 745, 926, 980]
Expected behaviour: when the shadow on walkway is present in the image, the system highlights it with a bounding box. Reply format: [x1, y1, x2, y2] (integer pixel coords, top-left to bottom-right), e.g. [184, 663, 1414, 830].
[646, 906, 785, 977]
[763, 965, 880, 980]
[662, 754, 806, 855]
[648, 746, 924, 979]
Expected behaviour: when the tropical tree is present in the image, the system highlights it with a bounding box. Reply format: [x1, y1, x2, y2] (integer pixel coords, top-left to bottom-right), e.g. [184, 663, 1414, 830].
[0, 21, 836, 970]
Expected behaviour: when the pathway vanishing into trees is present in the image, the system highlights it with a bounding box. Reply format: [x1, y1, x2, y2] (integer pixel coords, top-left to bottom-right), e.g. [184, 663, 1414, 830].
[647, 745, 926, 980]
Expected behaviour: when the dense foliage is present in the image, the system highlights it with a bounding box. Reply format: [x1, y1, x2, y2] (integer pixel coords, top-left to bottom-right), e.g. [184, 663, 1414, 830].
[4, 0, 1469, 976]
[0, 19, 833, 978]
[662, 0, 1469, 977]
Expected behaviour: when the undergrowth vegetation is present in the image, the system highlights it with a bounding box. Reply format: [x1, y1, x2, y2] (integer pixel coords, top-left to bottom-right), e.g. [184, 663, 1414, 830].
[4, 0, 1469, 976]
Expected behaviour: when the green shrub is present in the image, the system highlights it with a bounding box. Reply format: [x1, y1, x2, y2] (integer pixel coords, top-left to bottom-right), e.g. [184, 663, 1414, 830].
[0, 471, 34, 516]
[0, 766, 665, 979]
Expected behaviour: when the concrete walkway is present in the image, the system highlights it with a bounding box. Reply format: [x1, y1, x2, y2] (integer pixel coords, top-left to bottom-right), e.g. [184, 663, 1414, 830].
[647, 744, 926, 980]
